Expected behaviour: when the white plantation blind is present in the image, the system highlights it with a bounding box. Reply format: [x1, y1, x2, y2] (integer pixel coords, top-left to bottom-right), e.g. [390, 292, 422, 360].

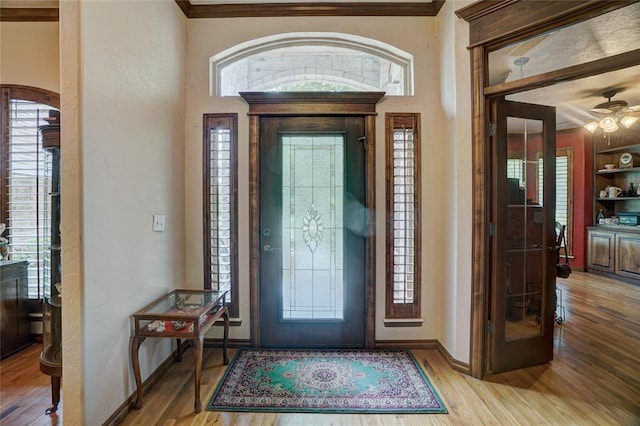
[386, 113, 421, 319]
[204, 114, 238, 316]
[536, 151, 573, 254]
[6, 100, 56, 299]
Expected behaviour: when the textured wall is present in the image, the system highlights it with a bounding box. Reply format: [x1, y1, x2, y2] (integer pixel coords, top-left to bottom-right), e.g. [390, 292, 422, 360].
[0, 22, 60, 92]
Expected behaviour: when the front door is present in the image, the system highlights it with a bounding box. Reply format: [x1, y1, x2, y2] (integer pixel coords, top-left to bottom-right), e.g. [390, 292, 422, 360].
[259, 116, 366, 348]
[489, 99, 557, 373]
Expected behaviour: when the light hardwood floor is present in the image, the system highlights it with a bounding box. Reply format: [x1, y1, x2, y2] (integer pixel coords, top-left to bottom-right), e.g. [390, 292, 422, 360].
[2, 271, 639, 425]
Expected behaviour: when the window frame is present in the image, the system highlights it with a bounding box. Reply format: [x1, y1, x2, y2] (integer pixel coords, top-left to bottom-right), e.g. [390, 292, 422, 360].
[203, 113, 239, 317]
[1, 85, 59, 300]
[385, 113, 421, 319]
[211, 32, 414, 97]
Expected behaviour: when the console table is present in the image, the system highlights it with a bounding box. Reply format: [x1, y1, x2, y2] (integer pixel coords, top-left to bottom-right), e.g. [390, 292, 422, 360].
[131, 289, 229, 413]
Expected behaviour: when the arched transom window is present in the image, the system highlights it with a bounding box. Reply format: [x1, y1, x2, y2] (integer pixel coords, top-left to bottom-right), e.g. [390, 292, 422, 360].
[211, 33, 414, 96]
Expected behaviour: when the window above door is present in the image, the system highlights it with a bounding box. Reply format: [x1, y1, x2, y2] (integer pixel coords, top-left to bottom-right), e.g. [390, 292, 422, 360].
[210, 33, 414, 97]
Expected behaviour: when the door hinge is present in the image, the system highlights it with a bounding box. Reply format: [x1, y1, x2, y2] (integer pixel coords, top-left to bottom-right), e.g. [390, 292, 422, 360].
[488, 122, 496, 137]
[487, 320, 494, 334]
[489, 222, 495, 236]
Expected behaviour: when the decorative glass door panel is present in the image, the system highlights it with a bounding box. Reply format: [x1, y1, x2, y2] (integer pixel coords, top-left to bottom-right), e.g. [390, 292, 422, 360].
[490, 100, 556, 374]
[281, 135, 344, 320]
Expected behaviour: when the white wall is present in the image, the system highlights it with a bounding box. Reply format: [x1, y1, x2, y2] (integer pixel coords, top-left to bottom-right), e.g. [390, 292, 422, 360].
[60, 0, 187, 423]
[0, 21, 60, 92]
[437, 1, 473, 363]
[184, 16, 459, 343]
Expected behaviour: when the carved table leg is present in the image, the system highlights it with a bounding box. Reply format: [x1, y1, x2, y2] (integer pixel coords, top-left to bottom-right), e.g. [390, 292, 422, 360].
[131, 336, 146, 410]
[222, 308, 230, 365]
[192, 336, 204, 413]
[45, 375, 61, 414]
[174, 338, 182, 362]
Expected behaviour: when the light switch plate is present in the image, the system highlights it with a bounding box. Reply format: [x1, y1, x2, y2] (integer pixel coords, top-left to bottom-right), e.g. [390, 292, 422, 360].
[153, 214, 165, 232]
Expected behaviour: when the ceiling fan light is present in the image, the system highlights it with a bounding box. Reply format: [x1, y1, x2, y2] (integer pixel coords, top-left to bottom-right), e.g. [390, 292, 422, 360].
[584, 121, 599, 133]
[599, 116, 619, 132]
[620, 116, 639, 128]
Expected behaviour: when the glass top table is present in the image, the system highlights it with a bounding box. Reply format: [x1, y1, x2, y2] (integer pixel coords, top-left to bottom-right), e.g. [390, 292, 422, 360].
[130, 289, 229, 413]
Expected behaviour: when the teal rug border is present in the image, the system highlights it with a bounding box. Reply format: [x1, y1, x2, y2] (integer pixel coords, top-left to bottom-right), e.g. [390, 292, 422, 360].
[206, 348, 448, 414]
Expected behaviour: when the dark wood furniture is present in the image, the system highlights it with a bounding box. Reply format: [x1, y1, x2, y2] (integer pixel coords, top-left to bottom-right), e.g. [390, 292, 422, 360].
[38, 110, 62, 415]
[131, 289, 229, 413]
[589, 127, 640, 285]
[587, 226, 640, 284]
[0, 260, 30, 359]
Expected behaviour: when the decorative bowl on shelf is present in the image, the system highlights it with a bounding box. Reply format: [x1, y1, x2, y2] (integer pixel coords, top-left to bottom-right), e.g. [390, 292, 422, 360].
[604, 164, 615, 169]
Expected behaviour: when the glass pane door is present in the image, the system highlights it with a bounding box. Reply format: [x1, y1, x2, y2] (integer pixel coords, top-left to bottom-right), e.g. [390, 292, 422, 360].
[259, 116, 366, 348]
[490, 99, 556, 374]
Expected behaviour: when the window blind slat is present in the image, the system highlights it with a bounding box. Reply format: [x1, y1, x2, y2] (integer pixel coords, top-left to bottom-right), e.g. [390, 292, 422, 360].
[4, 98, 57, 299]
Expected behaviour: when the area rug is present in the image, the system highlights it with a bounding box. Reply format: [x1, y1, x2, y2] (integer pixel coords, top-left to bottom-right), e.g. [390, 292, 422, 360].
[206, 349, 447, 414]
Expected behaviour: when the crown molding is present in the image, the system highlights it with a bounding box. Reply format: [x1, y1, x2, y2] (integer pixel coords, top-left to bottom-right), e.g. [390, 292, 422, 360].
[177, 0, 445, 18]
[1, 2, 446, 22]
[0, 7, 58, 22]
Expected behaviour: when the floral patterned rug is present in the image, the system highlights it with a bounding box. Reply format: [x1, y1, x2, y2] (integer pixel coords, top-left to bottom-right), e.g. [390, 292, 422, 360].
[206, 349, 448, 414]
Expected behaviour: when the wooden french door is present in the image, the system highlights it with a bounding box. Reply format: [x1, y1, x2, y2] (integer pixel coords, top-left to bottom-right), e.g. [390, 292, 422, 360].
[489, 99, 557, 373]
[259, 116, 366, 348]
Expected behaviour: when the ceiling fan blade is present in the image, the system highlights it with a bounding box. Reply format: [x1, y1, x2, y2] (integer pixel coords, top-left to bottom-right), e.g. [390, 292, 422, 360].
[590, 107, 613, 114]
[629, 104, 640, 112]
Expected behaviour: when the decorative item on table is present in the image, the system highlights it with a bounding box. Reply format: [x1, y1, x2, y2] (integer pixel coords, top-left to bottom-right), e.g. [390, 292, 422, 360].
[604, 163, 615, 170]
[599, 189, 608, 198]
[607, 186, 622, 198]
[148, 320, 166, 332]
[0, 223, 8, 260]
[618, 212, 640, 226]
[596, 209, 605, 224]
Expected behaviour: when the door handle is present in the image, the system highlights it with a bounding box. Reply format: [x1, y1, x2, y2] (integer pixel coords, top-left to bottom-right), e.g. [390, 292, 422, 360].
[263, 244, 282, 252]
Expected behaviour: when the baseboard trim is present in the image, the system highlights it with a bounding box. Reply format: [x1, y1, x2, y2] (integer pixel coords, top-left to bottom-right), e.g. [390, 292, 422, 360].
[375, 339, 439, 349]
[102, 340, 191, 426]
[204, 337, 251, 348]
[436, 340, 470, 374]
[375, 339, 470, 375]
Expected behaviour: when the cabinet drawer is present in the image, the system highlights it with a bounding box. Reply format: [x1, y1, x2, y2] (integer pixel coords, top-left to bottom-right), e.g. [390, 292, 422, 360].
[615, 233, 640, 279]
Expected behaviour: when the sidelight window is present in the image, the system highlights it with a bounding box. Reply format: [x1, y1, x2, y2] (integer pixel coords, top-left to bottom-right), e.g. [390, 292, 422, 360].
[385, 113, 421, 319]
[203, 114, 239, 316]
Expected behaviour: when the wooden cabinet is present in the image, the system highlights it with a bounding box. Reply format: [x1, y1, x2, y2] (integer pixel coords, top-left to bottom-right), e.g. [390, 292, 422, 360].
[587, 229, 615, 273]
[587, 227, 640, 284]
[616, 232, 640, 280]
[0, 260, 30, 359]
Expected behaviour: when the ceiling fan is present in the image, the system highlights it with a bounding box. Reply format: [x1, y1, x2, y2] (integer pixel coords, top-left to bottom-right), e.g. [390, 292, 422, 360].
[584, 89, 640, 133]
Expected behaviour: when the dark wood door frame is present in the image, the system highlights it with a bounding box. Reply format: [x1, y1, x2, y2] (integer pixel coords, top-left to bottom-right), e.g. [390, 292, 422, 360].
[240, 92, 385, 349]
[456, 0, 637, 378]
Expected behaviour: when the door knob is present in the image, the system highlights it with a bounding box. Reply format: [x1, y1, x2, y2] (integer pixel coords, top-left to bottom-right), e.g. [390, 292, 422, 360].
[263, 228, 271, 237]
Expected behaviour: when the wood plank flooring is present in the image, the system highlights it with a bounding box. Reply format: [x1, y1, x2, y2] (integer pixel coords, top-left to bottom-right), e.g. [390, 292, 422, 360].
[2, 271, 639, 425]
[0, 343, 61, 425]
